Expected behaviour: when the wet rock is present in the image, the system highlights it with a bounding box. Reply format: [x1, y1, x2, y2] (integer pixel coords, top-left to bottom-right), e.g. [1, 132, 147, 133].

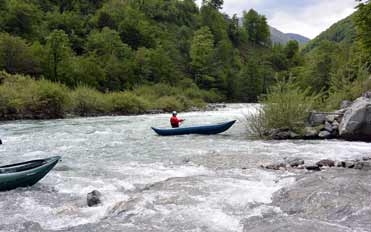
[340, 100, 352, 109]
[271, 128, 291, 140]
[262, 163, 286, 170]
[316, 159, 335, 167]
[354, 161, 371, 171]
[344, 161, 355, 168]
[285, 158, 305, 167]
[318, 131, 332, 139]
[87, 190, 102, 207]
[304, 164, 321, 171]
[339, 96, 371, 141]
[243, 215, 350, 232]
[0, 139, 2, 145]
[304, 127, 318, 139]
[308, 112, 326, 126]
[272, 169, 371, 230]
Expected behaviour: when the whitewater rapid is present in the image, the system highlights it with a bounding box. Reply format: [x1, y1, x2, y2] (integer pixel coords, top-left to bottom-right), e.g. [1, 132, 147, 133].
[0, 104, 370, 232]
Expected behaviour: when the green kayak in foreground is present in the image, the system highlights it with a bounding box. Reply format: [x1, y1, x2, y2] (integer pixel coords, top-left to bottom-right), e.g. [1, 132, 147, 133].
[0, 156, 61, 191]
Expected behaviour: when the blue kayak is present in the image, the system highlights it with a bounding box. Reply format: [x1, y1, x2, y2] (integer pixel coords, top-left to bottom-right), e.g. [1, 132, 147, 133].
[152, 120, 236, 136]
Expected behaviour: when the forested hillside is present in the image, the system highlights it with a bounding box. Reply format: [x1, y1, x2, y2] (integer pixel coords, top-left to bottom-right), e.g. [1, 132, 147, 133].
[0, 0, 294, 103]
[302, 14, 356, 53]
[0, 0, 370, 121]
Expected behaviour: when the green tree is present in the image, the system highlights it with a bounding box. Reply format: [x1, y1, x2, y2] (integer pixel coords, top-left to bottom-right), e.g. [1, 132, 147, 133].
[0, 33, 42, 75]
[202, 0, 224, 10]
[44, 30, 73, 84]
[190, 26, 215, 88]
[243, 9, 270, 46]
[86, 27, 132, 60]
[354, 0, 371, 63]
[3, 0, 42, 39]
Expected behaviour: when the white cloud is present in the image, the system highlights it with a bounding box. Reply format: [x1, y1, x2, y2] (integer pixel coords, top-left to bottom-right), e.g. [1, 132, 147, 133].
[195, 0, 357, 39]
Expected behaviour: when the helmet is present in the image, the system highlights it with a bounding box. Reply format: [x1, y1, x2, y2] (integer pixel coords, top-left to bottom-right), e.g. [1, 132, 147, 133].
[172, 111, 177, 115]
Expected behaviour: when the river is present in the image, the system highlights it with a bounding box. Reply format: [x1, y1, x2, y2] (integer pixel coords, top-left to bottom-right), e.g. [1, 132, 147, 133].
[0, 104, 370, 232]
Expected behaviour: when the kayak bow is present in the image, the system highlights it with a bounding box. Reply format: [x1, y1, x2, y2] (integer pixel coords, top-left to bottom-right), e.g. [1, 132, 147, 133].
[0, 156, 61, 191]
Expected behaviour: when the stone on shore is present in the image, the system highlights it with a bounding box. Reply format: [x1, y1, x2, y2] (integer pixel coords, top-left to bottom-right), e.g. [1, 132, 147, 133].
[316, 159, 335, 167]
[318, 131, 331, 139]
[339, 95, 371, 141]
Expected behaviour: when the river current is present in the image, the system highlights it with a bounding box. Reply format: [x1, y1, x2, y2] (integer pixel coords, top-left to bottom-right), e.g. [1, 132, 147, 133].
[0, 104, 370, 232]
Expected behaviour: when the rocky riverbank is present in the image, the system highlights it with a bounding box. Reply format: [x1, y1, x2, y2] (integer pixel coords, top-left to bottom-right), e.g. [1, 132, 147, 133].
[268, 91, 371, 142]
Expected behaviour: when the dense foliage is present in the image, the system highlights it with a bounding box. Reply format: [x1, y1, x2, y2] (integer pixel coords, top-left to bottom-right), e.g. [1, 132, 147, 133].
[0, 0, 278, 105]
[0, 71, 212, 119]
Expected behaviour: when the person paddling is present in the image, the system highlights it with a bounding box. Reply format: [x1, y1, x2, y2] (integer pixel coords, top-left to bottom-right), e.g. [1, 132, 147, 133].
[170, 111, 184, 128]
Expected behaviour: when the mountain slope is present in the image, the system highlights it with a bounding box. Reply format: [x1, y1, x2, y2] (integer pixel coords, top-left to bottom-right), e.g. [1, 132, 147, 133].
[286, 33, 310, 44]
[270, 26, 310, 45]
[302, 14, 356, 53]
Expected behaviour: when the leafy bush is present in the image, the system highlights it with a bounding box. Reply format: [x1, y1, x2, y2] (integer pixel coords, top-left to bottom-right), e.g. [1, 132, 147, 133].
[246, 79, 321, 137]
[70, 86, 108, 116]
[0, 72, 70, 119]
[154, 96, 185, 112]
[108, 92, 149, 114]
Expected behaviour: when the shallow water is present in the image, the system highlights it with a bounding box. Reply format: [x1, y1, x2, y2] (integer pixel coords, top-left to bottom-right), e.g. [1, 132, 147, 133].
[0, 104, 370, 232]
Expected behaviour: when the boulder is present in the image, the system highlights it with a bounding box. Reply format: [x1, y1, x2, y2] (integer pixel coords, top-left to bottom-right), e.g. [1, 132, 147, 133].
[326, 114, 336, 123]
[271, 128, 291, 140]
[324, 121, 333, 133]
[339, 96, 371, 141]
[272, 169, 371, 230]
[316, 159, 335, 167]
[304, 127, 318, 139]
[261, 163, 286, 170]
[340, 100, 352, 109]
[87, 190, 102, 207]
[305, 164, 321, 171]
[354, 161, 371, 171]
[318, 131, 332, 139]
[285, 158, 305, 167]
[308, 112, 326, 126]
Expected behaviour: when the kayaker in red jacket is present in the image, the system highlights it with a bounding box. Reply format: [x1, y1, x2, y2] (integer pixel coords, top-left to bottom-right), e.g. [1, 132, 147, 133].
[170, 111, 184, 128]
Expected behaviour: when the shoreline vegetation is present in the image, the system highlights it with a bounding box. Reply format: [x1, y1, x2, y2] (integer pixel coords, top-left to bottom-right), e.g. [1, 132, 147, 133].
[0, 0, 370, 139]
[0, 72, 222, 121]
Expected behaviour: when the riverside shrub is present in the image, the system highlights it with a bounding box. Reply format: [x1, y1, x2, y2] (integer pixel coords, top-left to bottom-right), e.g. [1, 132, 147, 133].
[246, 79, 321, 137]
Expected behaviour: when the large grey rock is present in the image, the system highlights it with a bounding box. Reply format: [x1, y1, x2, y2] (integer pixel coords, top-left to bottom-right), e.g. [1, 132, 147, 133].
[308, 112, 326, 126]
[243, 215, 351, 232]
[272, 169, 371, 230]
[339, 97, 371, 141]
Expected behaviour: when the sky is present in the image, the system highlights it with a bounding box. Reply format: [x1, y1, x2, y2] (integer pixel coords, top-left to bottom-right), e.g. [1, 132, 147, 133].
[195, 0, 358, 39]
